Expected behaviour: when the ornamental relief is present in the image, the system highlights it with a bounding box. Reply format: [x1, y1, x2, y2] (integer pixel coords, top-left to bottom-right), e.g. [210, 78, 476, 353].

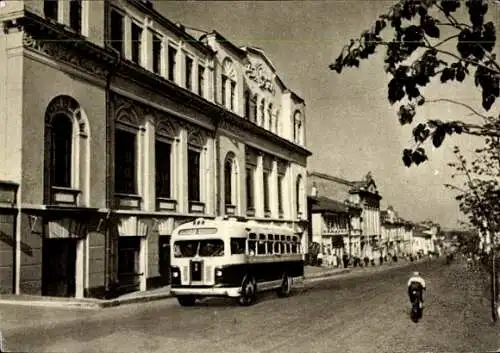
[244, 63, 276, 95]
[23, 32, 109, 78]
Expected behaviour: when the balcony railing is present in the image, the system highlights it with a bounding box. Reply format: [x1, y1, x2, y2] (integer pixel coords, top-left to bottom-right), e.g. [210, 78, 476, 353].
[264, 209, 271, 218]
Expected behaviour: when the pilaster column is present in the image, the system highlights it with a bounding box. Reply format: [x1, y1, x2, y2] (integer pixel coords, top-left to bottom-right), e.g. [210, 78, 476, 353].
[143, 120, 155, 211]
[270, 160, 278, 218]
[178, 129, 188, 213]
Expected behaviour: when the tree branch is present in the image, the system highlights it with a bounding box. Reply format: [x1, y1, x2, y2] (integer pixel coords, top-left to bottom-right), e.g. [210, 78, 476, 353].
[425, 98, 492, 121]
[432, 34, 459, 49]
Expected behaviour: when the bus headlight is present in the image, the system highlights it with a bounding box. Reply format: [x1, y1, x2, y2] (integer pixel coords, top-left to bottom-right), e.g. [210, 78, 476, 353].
[172, 272, 179, 278]
[215, 269, 223, 277]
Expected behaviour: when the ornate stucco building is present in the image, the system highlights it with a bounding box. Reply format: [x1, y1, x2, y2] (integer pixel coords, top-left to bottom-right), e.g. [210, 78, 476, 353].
[307, 171, 381, 260]
[0, 0, 310, 298]
[380, 206, 414, 258]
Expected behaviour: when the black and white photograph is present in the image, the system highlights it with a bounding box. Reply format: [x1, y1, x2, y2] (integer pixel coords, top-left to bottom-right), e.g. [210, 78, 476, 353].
[0, 0, 500, 352]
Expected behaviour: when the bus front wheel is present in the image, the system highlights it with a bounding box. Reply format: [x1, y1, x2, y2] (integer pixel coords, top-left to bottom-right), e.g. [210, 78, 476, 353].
[177, 295, 196, 306]
[237, 276, 256, 306]
[277, 273, 292, 297]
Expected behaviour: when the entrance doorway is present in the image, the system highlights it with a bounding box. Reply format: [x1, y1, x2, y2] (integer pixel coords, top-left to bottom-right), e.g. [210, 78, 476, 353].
[158, 235, 171, 285]
[117, 237, 141, 294]
[42, 238, 77, 297]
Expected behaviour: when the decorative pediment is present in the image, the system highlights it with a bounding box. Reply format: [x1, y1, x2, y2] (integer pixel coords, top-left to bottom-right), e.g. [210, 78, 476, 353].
[45, 95, 86, 133]
[156, 119, 178, 139]
[187, 126, 207, 147]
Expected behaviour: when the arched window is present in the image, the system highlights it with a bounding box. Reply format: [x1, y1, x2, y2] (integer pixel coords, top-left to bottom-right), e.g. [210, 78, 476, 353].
[44, 95, 90, 206]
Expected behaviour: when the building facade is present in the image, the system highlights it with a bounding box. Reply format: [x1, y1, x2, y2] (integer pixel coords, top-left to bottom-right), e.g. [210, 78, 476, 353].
[0, 0, 310, 298]
[307, 171, 381, 260]
[380, 206, 413, 258]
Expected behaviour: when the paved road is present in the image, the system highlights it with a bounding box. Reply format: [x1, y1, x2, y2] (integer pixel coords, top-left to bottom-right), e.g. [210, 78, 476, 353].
[2, 259, 499, 353]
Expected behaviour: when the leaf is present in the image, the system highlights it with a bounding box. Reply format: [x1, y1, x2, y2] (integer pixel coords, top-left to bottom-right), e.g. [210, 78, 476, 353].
[482, 93, 495, 111]
[432, 126, 446, 147]
[423, 19, 440, 38]
[403, 149, 413, 167]
[388, 78, 405, 104]
[456, 67, 466, 82]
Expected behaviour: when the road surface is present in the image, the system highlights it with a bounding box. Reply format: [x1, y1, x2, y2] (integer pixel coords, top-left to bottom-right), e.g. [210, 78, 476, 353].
[1, 259, 499, 353]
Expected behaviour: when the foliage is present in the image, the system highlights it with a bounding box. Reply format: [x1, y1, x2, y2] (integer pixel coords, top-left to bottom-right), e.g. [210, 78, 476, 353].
[330, 0, 500, 167]
[445, 140, 500, 235]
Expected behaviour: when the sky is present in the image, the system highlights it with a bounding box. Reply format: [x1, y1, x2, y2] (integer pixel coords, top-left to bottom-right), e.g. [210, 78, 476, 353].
[157, 1, 500, 229]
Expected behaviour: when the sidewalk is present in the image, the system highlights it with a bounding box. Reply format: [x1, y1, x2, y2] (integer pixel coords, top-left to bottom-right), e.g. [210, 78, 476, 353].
[0, 258, 426, 310]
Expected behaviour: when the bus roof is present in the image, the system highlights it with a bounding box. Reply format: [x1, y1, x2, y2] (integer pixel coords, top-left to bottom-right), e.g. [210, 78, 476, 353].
[172, 217, 296, 236]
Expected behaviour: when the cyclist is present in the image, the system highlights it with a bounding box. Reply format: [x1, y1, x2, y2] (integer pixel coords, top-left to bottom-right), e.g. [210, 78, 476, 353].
[407, 271, 426, 308]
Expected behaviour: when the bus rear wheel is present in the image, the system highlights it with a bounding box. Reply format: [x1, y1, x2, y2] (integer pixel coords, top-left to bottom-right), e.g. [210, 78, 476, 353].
[177, 295, 196, 306]
[277, 274, 292, 297]
[237, 276, 256, 306]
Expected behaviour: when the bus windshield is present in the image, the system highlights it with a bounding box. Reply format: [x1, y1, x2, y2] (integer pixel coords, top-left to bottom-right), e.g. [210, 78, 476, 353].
[174, 239, 224, 257]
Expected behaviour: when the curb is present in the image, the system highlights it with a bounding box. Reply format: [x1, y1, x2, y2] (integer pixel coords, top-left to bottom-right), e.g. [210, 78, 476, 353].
[0, 260, 429, 310]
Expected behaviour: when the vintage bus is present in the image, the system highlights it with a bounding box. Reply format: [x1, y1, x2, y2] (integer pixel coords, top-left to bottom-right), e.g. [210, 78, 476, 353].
[170, 217, 304, 306]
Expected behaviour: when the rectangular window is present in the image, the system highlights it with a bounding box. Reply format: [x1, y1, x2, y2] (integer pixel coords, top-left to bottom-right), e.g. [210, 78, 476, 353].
[263, 171, 270, 213]
[168, 46, 177, 81]
[230, 238, 246, 255]
[110, 10, 124, 55]
[278, 175, 284, 215]
[44, 0, 58, 21]
[69, 0, 82, 34]
[246, 167, 254, 210]
[230, 80, 236, 111]
[115, 129, 137, 194]
[131, 22, 142, 65]
[152, 34, 162, 75]
[187, 149, 200, 201]
[221, 76, 227, 107]
[155, 140, 171, 198]
[198, 65, 205, 97]
[185, 56, 193, 91]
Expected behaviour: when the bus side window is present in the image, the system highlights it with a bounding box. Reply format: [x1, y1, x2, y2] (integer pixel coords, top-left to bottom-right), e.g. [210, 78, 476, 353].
[267, 234, 274, 255]
[231, 238, 246, 255]
[280, 235, 286, 254]
[248, 233, 257, 256]
[274, 239, 280, 254]
[291, 236, 298, 253]
[257, 234, 266, 255]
